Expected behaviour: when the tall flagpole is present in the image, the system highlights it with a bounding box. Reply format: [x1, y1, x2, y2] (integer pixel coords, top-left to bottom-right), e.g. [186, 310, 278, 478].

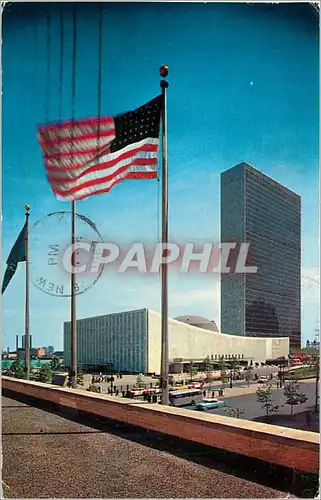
[160, 65, 169, 405]
[70, 3, 77, 389]
[24, 204, 30, 380]
[71, 200, 77, 388]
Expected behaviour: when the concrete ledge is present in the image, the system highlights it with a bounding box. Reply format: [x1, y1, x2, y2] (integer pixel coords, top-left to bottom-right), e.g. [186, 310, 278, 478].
[2, 376, 319, 473]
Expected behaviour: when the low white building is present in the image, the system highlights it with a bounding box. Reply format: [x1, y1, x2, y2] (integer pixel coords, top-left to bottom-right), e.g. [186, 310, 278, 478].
[64, 308, 289, 374]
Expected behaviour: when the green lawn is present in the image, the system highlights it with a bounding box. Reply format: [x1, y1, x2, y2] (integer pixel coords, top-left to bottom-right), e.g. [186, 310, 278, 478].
[284, 366, 317, 380]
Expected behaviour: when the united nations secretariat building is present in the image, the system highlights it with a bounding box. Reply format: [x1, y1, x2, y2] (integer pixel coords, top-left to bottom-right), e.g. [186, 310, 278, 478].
[63, 309, 289, 374]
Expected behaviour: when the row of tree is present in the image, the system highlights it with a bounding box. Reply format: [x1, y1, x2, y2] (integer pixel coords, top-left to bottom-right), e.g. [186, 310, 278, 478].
[225, 380, 309, 421]
[257, 380, 308, 420]
[8, 358, 84, 386]
[9, 360, 54, 383]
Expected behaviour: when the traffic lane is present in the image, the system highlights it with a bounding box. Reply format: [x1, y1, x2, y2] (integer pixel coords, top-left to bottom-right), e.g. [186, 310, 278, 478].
[200, 381, 316, 420]
[2, 395, 287, 499]
[205, 378, 274, 393]
[206, 379, 260, 392]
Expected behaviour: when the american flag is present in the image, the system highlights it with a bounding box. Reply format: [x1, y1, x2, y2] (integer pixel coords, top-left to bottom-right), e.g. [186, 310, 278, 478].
[37, 95, 163, 201]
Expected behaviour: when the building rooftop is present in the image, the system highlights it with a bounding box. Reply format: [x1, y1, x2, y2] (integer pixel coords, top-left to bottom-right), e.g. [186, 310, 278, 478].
[174, 315, 219, 332]
[221, 162, 300, 200]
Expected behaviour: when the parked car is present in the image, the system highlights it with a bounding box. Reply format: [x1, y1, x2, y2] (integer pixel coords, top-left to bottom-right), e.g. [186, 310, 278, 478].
[257, 376, 269, 384]
[188, 382, 204, 389]
[195, 398, 226, 411]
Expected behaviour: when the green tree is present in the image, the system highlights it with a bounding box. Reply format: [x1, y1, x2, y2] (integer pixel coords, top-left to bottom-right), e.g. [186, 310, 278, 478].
[203, 356, 213, 382]
[225, 404, 246, 419]
[135, 373, 144, 388]
[228, 356, 239, 388]
[292, 347, 319, 356]
[77, 371, 84, 386]
[245, 367, 254, 386]
[256, 383, 279, 422]
[229, 355, 238, 372]
[218, 356, 226, 372]
[9, 360, 25, 379]
[50, 357, 60, 371]
[220, 371, 229, 387]
[187, 362, 197, 382]
[284, 380, 308, 416]
[34, 364, 53, 384]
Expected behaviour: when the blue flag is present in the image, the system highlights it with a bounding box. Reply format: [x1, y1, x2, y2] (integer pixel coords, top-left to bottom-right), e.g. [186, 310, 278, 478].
[2, 223, 27, 294]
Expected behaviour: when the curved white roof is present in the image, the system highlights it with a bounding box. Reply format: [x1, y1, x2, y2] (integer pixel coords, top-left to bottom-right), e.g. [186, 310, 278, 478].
[174, 315, 219, 332]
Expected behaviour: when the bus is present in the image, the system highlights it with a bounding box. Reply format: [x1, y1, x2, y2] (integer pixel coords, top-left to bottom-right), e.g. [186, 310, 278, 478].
[169, 389, 203, 407]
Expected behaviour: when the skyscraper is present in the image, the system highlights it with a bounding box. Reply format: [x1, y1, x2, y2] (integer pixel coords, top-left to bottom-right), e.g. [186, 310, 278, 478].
[220, 162, 301, 349]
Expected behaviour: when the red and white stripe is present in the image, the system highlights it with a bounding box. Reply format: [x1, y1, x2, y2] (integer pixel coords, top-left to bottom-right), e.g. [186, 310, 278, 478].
[38, 116, 159, 201]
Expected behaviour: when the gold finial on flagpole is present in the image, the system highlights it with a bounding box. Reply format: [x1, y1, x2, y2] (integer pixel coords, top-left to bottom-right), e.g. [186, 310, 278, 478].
[159, 65, 168, 78]
[160, 66, 169, 90]
[25, 204, 30, 213]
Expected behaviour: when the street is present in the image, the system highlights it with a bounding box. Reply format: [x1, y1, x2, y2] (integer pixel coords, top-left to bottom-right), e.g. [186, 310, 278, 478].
[190, 380, 319, 432]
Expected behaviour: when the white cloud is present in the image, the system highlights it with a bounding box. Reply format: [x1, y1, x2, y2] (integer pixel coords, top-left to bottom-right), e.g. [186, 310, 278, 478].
[169, 287, 218, 307]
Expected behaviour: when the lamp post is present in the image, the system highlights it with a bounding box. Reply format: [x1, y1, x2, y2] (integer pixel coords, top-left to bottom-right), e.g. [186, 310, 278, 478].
[279, 361, 285, 389]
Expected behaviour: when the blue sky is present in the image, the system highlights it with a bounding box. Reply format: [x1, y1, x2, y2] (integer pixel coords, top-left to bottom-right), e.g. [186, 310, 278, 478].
[2, 2, 319, 351]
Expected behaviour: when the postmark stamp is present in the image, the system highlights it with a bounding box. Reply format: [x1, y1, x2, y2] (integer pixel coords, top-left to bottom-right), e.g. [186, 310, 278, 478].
[30, 211, 104, 297]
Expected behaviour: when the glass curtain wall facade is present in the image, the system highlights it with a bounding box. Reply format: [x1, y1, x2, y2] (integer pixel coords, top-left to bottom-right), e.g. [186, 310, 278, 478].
[64, 308, 148, 372]
[221, 163, 301, 349]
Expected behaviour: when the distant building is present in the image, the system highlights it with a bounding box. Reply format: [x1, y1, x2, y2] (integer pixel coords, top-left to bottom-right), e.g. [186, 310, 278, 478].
[42, 346, 55, 355]
[3, 351, 17, 360]
[17, 347, 46, 359]
[17, 348, 25, 361]
[6, 352, 17, 359]
[53, 351, 64, 358]
[22, 335, 32, 349]
[221, 162, 301, 349]
[63, 308, 289, 374]
[35, 348, 45, 357]
[306, 340, 320, 350]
